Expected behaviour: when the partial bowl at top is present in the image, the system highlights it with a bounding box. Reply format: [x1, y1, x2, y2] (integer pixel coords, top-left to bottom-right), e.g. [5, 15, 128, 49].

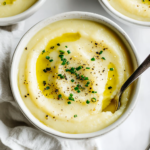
[98, 0, 150, 27]
[0, 0, 46, 26]
[10, 12, 140, 139]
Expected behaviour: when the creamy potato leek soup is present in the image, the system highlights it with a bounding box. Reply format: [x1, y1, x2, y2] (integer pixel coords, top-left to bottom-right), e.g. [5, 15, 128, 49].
[108, 0, 150, 21]
[18, 19, 133, 134]
[0, 0, 37, 18]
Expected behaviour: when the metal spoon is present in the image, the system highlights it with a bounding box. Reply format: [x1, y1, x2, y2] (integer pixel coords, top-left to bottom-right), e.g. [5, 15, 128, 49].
[116, 54, 150, 110]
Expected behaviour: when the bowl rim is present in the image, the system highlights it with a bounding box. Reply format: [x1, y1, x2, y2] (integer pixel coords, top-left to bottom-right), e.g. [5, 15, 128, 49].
[10, 11, 141, 139]
[0, 0, 46, 24]
[99, 0, 150, 27]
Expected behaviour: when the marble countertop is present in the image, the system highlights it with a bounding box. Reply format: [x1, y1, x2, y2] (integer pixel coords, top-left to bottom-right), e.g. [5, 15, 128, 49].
[15, 0, 150, 149]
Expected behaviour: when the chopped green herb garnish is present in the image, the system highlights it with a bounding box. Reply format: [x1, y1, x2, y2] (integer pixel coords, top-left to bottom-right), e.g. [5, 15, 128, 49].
[42, 50, 45, 54]
[87, 81, 90, 84]
[49, 59, 53, 62]
[57, 43, 60, 46]
[68, 101, 71, 104]
[69, 97, 74, 101]
[74, 114, 77, 118]
[85, 84, 88, 87]
[65, 46, 68, 48]
[108, 86, 112, 89]
[110, 68, 114, 71]
[91, 97, 97, 102]
[101, 57, 106, 60]
[66, 69, 70, 72]
[61, 62, 66, 65]
[91, 57, 95, 61]
[46, 56, 50, 60]
[70, 93, 73, 97]
[59, 50, 65, 54]
[84, 77, 89, 80]
[77, 90, 80, 93]
[67, 61, 69, 65]
[92, 91, 97, 93]
[45, 86, 50, 90]
[3, 2, 6, 5]
[43, 81, 46, 86]
[67, 50, 71, 54]
[59, 55, 64, 59]
[86, 100, 90, 104]
[76, 66, 82, 71]
[58, 94, 62, 98]
[74, 87, 79, 91]
[86, 67, 90, 69]
[71, 79, 74, 82]
[99, 51, 103, 55]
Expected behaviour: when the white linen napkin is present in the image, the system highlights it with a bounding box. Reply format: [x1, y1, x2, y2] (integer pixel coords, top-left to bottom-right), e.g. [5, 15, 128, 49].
[0, 23, 101, 150]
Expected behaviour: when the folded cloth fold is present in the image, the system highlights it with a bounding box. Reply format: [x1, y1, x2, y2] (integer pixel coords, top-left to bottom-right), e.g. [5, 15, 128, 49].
[0, 23, 101, 150]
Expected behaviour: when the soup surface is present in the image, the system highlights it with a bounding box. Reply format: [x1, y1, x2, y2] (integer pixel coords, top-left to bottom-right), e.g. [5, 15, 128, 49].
[0, 0, 37, 18]
[108, 0, 150, 21]
[18, 19, 134, 133]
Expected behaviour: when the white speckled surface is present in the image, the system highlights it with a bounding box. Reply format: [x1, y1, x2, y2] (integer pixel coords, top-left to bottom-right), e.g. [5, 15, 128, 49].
[12, 0, 150, 149]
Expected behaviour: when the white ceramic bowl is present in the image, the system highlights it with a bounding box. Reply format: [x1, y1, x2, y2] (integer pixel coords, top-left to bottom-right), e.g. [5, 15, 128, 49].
[10, 11, 141, 139]
[98, 0, 150, 27]
[0, 0, 46, 26]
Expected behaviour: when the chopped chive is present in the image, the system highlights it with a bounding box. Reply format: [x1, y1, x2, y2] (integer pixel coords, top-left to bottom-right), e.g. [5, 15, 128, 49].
[99, 51, 103, 55]
[45, 86, 50, 90]
[77, 90, 80, 93]
[108, 86, 112, 89]
[67, 50, 71, 54]
[91, 97, 97, 102]
[42, 50, 45, 54]
[49, 59, 53, 62]
[46, 56, 50, 60]
[60, 75, 65, 79]
[66, 69, 70, 72]
[43, 81, 46, 86]
[86, 67, 90, 69]
[86, 100, 90, 104]
[84, 77, 88, 80]
[58, 94, 62, 98]
[59, 55, 64, 59]
[69, 97, 74, 101]
[92, 91, 97, 93]
[74, 87, 79, 91]
[91, 57, 95, 61]
[71, 79, 74, 82]
[65, 46, 68, 48]
[57, 43, 60, 46]
[58, 74, 62, 76]
[59, 50, 65, 54]
[85, 84, 88, 87]
[101, 57, 106, 60]
[87, 81, 90, 84]
[61, 62, 66, 65]
[110, 68, 114, 71]
[70, 93, 73, 97]
[67, 61, 69, 65]
[76, 66, 82, 71]
[68, 101, 71, 104]
[74, 114, 77, 118]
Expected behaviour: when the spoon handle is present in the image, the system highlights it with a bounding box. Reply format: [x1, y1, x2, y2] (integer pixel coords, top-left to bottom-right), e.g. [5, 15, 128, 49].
[120, 54, 150, 93]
